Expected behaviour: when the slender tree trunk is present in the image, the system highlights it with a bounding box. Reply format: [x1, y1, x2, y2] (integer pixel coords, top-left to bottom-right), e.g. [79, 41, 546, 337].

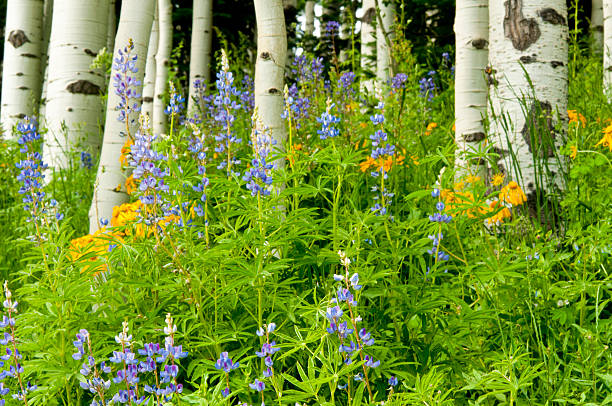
[254, 0, 287, 166]
[153, 0, 172, 135]
[39, 0, 53, 119]
[143, 4, 159, 121]
[107, 0, 117, 52]
[592, 0, 604, 55]
[0, 0, 44, 136]
[604, 0, 612, 94]
[188, 0, 213, 114]
[376, 0, 395, 88]
[305, 0, 315, 36]
[89, 0, 155, 232]
[489, 0, 568, 210]
[43, 0, 109, 169]
[360, 0, 376, 94]
[283, 0, 298, 65]
[454, 0, 488, 181]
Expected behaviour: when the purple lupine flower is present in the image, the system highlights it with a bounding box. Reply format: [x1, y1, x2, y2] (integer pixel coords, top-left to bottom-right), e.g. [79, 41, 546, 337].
[317, 99, 341, 140]
[213, 50, 242, 176]
[419, 73, 436, 102]
[324, 21, 341, 37]
[164, 82, 186, 116]
[249, 379, 265, 392]
[113, 39, 141, 125]
[0, 282, 36, 404]
[391, 73, 408, 90]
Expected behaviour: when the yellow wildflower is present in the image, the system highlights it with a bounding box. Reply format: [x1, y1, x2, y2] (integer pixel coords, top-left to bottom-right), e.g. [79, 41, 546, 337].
[119, 138, 133, 166]
[500, 181, 527, 206]
[491, 173, 504, 186]
[569, 145, 577, 160]
[567, 110, 586, 128]
[425, 122, 438, 136]
[596, 123, 612, 152]
[125, 175, 137, 195]
[485, 200, 512, 226]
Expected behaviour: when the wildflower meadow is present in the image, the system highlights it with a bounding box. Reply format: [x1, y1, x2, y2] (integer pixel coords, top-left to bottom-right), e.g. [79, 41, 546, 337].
[0, 5, 611, 406]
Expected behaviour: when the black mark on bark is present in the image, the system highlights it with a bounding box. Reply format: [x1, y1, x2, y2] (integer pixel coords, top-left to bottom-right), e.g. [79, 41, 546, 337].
[143, 96, 153, 103]
[66, 80, 101, 95]
[521, 100, 556, 158]
[550, 61, 564, 68]
[463, 132, 486, 142]
[260, 52, 272, 61]
[21, 53, 37, 58]
[362, 8, 376, 24]
[8, 30, 29, 48]
[504, 0, 541, 51]
[520, 55, 536, 64]
[268, 88, 280, 94]
[537, 8, 566, 25]
[84, 48, 97, 57]
[472, 38, 488, 49]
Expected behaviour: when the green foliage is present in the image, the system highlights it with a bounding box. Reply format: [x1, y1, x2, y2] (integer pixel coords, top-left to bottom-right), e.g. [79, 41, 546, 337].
[0, 28, 610, 406]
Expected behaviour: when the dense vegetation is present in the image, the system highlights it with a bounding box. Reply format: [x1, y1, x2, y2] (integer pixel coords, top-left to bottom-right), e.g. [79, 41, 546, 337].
[0, 6, 611, 406]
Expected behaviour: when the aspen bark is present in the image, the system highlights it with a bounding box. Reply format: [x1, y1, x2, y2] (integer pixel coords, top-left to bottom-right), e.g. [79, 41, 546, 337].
[152, 0, 172, 135]
[39, 0, 53, 119]
[454, 0, 488, 181]
[0, 0, 44, 137]
[376, 0, 395, 88]
[592, 0, 604, 55]
[305, 1, 315, 36]
[43, 0, 109, 169]
[604, 0, 612, 94]
[360, 0, 376, 94]
[107, 0, 117, 52]
[489, 0, 568, 205]
[188, 0, 213, 114]
[142, 4, 159, 121]
[89, 0, 155, 232]
[254, 0, 287, 166]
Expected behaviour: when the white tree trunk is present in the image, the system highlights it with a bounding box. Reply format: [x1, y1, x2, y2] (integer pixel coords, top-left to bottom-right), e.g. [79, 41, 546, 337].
[254, 0, 287, 165]
[89, 0, 155, 232]
[188, 0, 213, 114]
[43, 0, 109, 169]
[592, 0, 604, 55]
[339, 5, 351, 64]
[360, 0, 376, 94]
[454, 0, 488, 181]
[39, 0, 53, 120]
[489, 0, 567, 201]
[0, 0, 44, 136]
[604, 0, 612, 94]
[142, 4, 159, 121]
[153, 0, 172, 135]
[107, 0, 117, 52]
[376, 0, 395, 88]
[305, 1, 315, 36]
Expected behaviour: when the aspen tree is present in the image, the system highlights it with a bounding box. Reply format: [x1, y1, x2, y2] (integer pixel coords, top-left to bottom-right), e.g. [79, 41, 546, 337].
[604, 0, 612, 93]
[454, 0, 488, 181]
[152, 0, 172, 135]
[376, 0, 395, 87]
[592, 0, 604, 54]
[188, 0, 213, 114]
[488, 0, 568, 211]
[254, 0, 287, 166]
[143, 4, 159, 121]
[43, 0, 109, 169]
[0, 0, 44, 136]
[360, 0, 376, 94]
[89, 0, 155, 232]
